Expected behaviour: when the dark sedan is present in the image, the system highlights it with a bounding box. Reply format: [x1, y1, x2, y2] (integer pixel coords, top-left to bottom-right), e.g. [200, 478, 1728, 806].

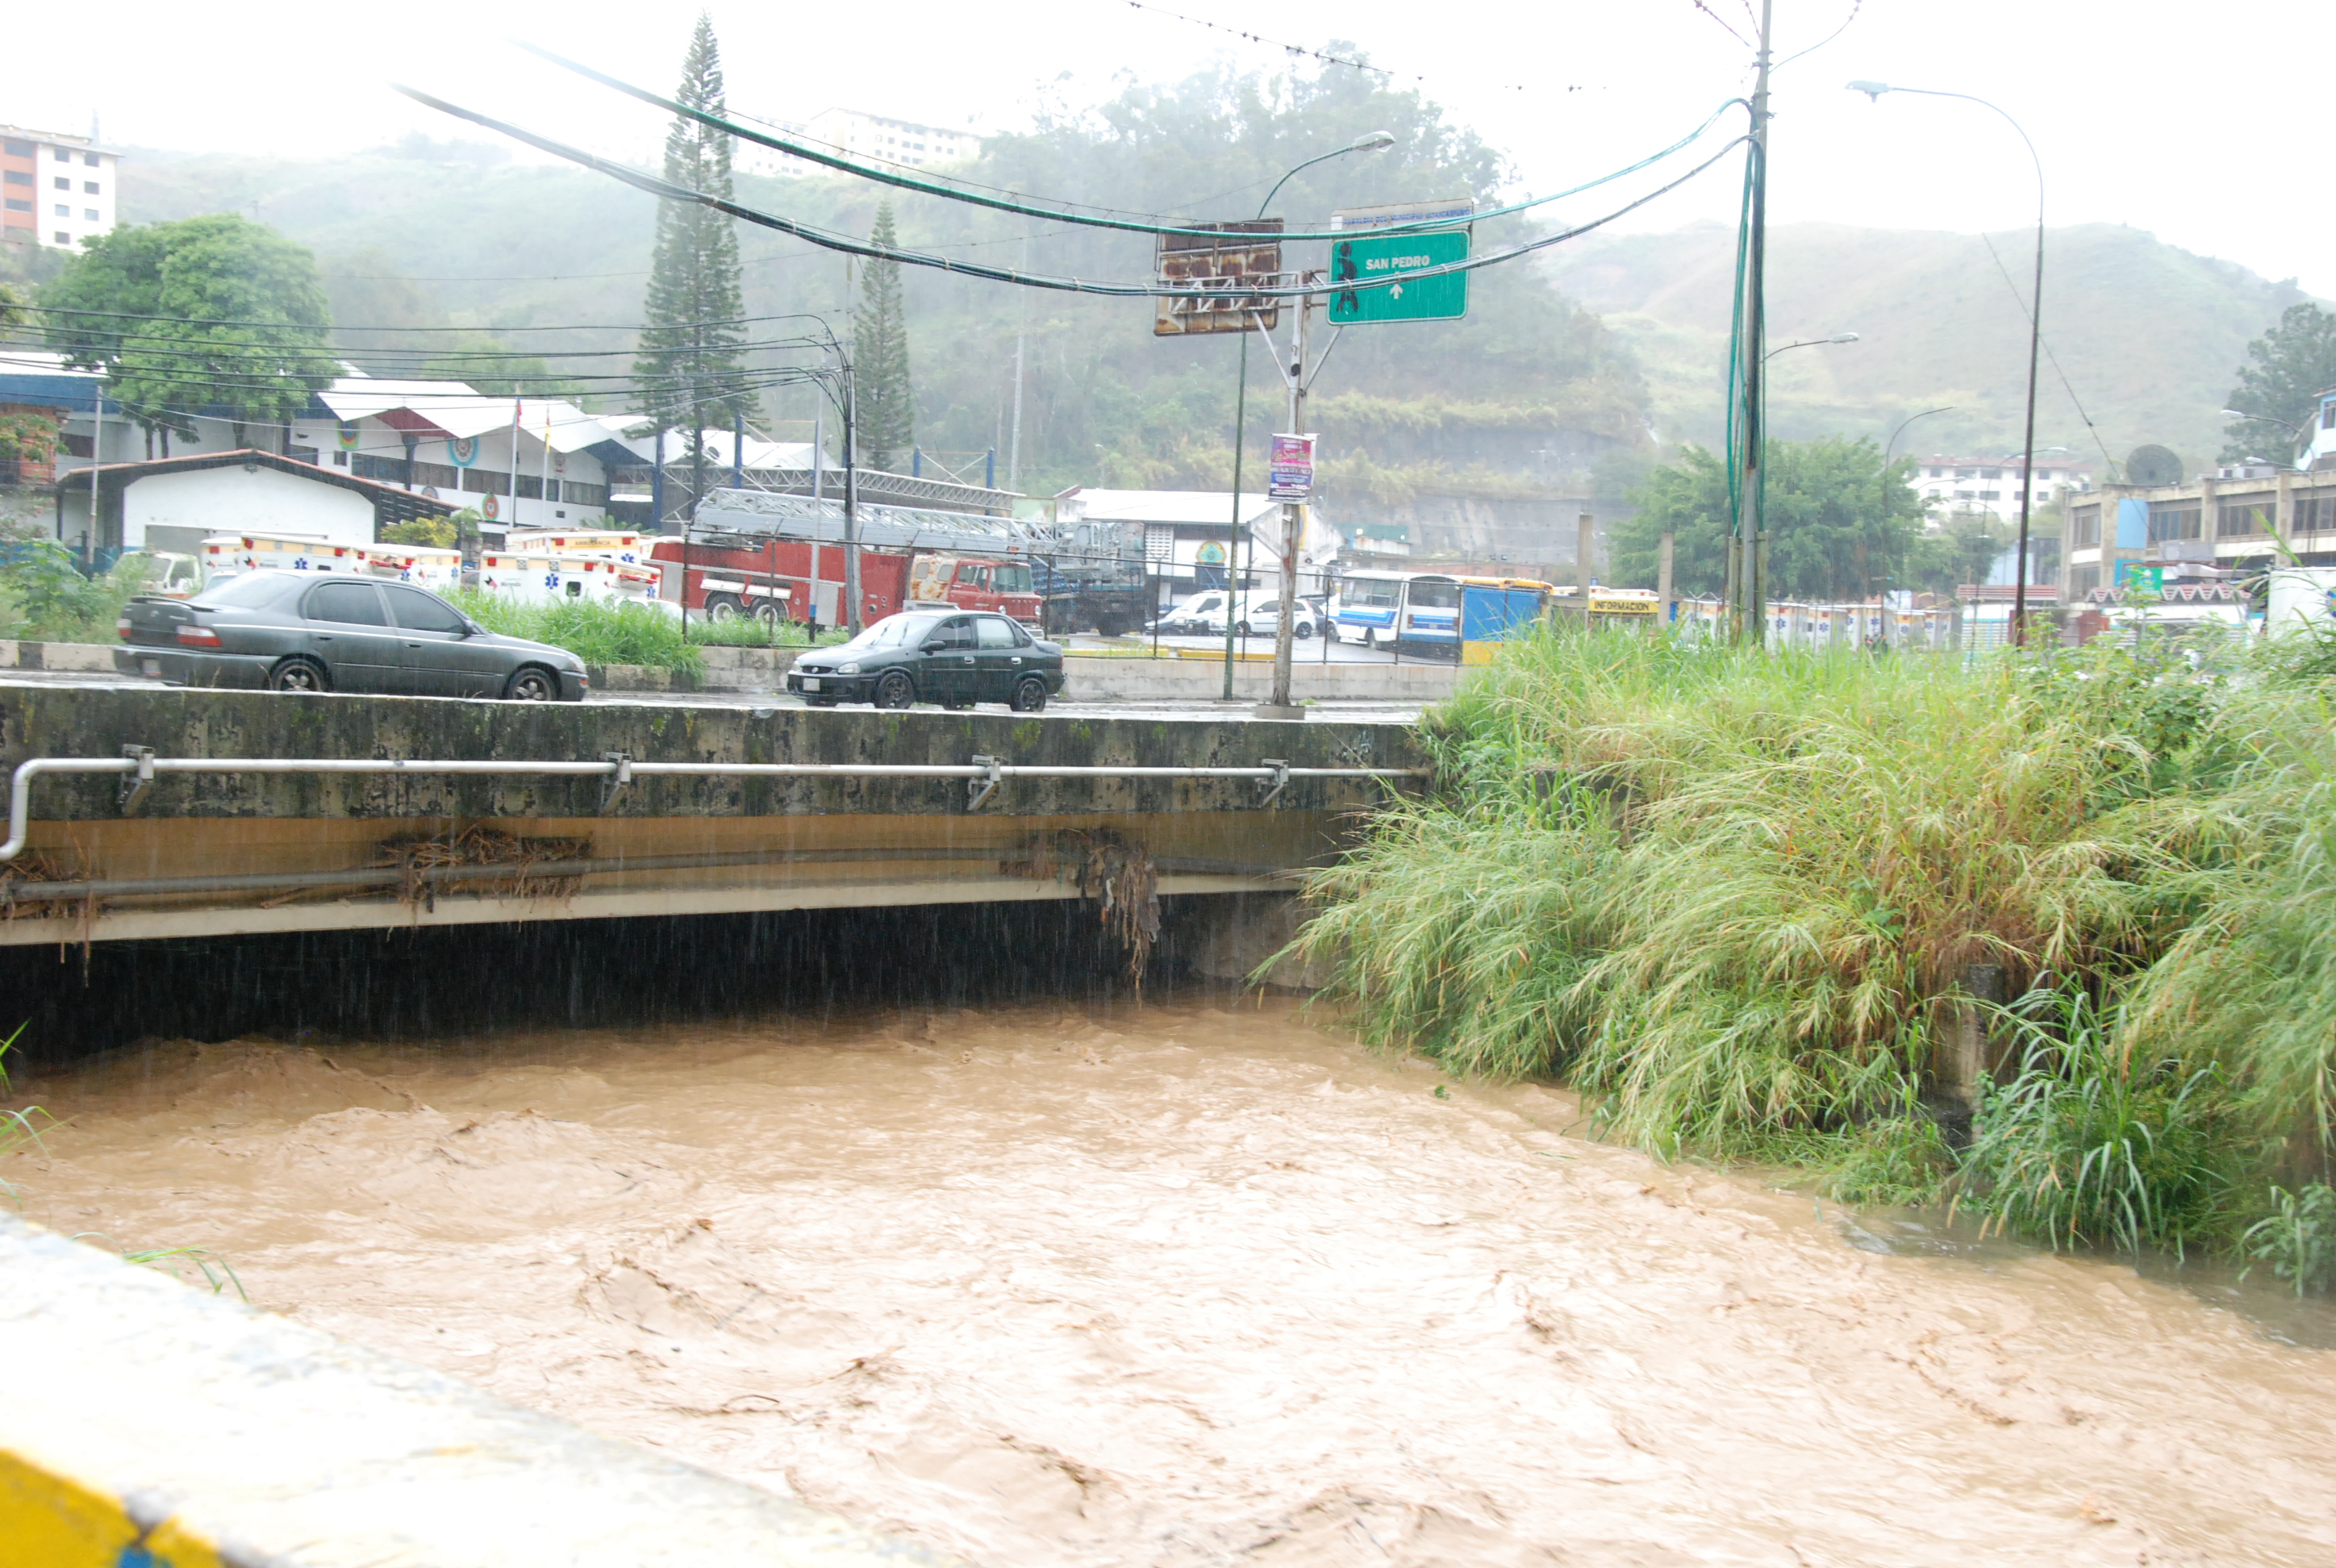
[786, 610, 1064, 711]
[115, 569, 589, 701]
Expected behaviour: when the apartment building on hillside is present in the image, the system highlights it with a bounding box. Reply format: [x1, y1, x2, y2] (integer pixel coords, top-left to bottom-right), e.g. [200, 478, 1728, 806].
[736, 108, 980, 176]
[0, 125, 119, 252]
[1913, 453, 2095, 525]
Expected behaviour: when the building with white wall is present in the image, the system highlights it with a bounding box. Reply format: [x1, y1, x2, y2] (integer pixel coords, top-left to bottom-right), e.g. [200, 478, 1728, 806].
[0, 124, 119, 252]
[1912, 453, 2095, 524]
[4, 353, 619, 553]
[736, 108, 980, 177]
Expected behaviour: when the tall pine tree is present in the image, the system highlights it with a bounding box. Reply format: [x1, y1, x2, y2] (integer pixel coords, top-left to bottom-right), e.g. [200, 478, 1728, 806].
[853, 202, 915, 472]
[634, 14, 750, 522]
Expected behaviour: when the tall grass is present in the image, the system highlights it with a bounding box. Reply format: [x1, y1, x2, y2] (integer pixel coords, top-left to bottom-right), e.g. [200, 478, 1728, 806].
[1291, 618, 2336, 1255]
[1957, 986, 2234, 1253]
[1294, 630, 2195, 1155]
[447, 590, 703, 676]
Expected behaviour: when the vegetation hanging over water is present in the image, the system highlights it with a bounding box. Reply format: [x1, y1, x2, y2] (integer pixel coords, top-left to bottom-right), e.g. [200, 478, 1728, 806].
[1290, 627, 2336, 1284]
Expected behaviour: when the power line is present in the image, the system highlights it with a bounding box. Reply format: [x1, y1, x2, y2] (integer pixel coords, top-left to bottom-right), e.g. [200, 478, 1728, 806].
[510, 47, 1724, 244]
[403, 83, 1745, 302]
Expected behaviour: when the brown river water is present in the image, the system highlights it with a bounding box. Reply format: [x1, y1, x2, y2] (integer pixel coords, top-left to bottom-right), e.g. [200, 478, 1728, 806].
[8, 996, 2334, 1566]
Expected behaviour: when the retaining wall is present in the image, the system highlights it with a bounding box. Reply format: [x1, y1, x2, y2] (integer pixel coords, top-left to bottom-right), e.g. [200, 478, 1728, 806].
[1059, 654, 1461, 706]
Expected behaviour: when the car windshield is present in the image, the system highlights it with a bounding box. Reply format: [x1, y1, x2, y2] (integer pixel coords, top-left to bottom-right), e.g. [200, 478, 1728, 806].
[192, 573, 301, 609]
[995, 563, 1032, 594]
[845, 613, 941, 650]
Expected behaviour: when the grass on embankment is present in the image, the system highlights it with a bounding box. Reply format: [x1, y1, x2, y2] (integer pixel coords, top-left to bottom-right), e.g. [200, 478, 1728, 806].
[1287, 625, 2336, 1284]
[445, 591, 848, 675]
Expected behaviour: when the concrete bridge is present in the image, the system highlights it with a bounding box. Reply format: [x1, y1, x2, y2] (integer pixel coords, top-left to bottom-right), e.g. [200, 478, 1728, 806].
[0, 681, 1422, 949]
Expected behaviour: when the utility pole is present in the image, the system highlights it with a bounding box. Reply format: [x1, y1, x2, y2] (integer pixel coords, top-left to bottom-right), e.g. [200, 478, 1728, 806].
[1736, 0, 1775, 646]
[1264, 278, 1313, 715]
[1007, 240, 1027, 491]
[843, 362, 862, 635]
[809, 397, 826, 633]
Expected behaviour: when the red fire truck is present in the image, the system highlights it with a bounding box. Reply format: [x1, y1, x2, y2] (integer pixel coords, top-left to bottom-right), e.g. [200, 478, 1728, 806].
[646, 537, 1043, 627]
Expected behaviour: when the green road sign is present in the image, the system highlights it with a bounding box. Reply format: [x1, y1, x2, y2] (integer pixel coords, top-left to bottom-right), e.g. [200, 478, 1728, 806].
[1326, 230, 1468, 323]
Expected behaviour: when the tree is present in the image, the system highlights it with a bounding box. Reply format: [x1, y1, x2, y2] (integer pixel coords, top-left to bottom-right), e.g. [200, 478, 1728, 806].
[39, 215, 337, 448]
[853, 200, 915, 472]
[1608, 438, 1929, 602]
[633, 13, 752, 521]
[2221, 302, 2336, 464]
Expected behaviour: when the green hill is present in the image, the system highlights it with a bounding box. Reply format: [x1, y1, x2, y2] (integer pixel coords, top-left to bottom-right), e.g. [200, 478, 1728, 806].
[1545, 221, 2316, 473]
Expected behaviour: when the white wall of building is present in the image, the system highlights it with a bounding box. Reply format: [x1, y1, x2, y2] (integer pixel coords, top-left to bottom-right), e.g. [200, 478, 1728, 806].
[122, 466, 373, 551]
[0, 127, 119, 252]
[1913, 456, 2096, 524]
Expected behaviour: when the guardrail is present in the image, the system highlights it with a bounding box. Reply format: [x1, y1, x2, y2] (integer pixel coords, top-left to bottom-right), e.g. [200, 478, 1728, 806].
[2, 751, 1426, 862]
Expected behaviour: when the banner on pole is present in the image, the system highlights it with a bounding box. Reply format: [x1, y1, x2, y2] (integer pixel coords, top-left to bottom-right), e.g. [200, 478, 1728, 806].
[1267, 432, 1316, 501]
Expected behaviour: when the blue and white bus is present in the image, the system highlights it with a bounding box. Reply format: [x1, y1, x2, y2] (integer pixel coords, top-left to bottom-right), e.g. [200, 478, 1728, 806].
[1331, 570, 1466, 651]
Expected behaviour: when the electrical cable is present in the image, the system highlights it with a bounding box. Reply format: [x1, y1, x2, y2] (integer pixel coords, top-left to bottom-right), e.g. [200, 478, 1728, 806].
[1975, 229, 2117, 475]
[399, 83, 1746, 303]
[31, 303, 834, 335]
[512, 45, 1732, 243]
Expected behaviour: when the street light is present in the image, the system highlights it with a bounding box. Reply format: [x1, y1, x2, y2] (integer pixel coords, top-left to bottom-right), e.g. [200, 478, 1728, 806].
[1851, 79, 2045, 647]
[2221, 409, 2305, 467]
[1222, 131, 1397, 698]
[1767, 331, 1860, 360]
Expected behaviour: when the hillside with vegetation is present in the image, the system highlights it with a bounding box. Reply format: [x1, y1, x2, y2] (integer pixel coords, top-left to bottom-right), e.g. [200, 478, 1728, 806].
[1547, 221, 2318, 477]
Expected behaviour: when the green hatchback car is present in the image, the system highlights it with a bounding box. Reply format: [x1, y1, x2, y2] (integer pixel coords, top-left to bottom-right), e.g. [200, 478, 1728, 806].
[786, 610, 1064, 711]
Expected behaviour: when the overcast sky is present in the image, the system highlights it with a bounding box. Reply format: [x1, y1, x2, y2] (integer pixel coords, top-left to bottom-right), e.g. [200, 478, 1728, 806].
[13, 0, 2325, 295]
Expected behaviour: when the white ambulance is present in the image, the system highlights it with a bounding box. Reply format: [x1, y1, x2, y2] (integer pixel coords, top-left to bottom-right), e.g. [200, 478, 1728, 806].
[477, 549, 665, 607]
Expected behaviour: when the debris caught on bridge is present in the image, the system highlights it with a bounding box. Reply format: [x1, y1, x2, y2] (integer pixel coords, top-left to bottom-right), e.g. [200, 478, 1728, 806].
[1031, 830, 1162, 986]
[373, 827, 594, 913]
[0, 851, 81, 922]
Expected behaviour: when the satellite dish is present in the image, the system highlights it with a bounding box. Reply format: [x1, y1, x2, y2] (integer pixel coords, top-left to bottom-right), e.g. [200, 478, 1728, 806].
[2125, 445, 2184, 486]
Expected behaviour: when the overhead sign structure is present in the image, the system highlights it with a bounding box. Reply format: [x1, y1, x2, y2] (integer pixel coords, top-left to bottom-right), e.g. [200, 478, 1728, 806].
[1328, 198, 1475, 232]
[1327, 229, 1470, 325]
[1267, 432, 1316, 501]
[1153, 219, 1283, 336]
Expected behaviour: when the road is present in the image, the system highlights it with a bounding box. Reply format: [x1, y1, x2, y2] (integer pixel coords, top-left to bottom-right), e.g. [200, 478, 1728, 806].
[0, 670, 1425, 725]
[1066, 629, 1438, 666]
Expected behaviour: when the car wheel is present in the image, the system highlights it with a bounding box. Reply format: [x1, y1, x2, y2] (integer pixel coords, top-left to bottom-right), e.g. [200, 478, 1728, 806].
[268, 657, 329, 694]
[1010, 674, 1049, 713]
[874, 670, 916, 709]
[503, 666, 558, 702]
[1295, 620, 1314, 640]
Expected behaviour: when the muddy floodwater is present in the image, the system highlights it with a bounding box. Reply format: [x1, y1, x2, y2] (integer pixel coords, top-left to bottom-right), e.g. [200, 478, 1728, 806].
[10, 997, 2334, 1566]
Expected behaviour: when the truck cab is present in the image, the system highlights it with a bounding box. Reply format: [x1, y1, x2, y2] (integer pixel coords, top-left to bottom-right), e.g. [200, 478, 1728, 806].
[908, 555, 1042, 624]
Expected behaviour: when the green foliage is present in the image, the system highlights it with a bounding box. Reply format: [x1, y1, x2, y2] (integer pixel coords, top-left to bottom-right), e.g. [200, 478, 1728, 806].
[2221, 302, 2336, 465]
[39, 215, 336, 441]
[2241, 1184, 2336, 1295]
[448, 590, 701, 674]
[381, 516, 457, 548]
[0, 540, 110, 635]
[1957, 986, 2235, 1254]
[1606, 439, 1931, 601]
[633, 14, 752, 440]
[855, 201, 916, 471]
[0, 407, 61, 466]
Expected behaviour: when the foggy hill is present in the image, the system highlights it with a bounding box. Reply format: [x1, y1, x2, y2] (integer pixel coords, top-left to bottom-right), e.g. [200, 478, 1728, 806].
[1546, 221, 2314, 473]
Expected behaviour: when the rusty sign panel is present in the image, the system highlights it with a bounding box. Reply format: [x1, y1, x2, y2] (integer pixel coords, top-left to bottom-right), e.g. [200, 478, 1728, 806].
[1153, 219, 1282, 336]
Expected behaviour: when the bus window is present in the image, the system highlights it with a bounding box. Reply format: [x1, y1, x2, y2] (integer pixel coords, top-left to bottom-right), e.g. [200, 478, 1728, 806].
[1407, 578, 1461, 610]
[1345, 578, 1402, 608]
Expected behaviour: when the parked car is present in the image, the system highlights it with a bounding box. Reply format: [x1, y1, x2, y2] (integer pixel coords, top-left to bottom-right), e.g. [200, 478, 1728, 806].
[786, 609, 1064, 711]
[1235, 595, 1324, 640]
[114, 569, 589, 701]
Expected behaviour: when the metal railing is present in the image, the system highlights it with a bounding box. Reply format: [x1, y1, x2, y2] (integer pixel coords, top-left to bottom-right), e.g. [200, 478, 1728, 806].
[2, 749, 1421, 863]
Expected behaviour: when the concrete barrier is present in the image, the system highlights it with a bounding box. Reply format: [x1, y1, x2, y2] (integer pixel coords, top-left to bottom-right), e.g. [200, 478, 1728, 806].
[1061, 653, 1461, 706]
[0, 1216, 959, 1566]
[2, 640, 115, 673]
